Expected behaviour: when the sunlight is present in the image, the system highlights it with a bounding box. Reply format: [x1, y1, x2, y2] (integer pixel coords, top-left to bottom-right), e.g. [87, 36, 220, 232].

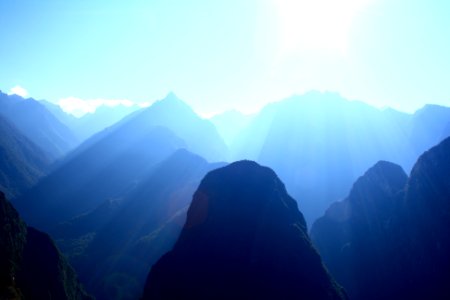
[273, 0, 374, 55]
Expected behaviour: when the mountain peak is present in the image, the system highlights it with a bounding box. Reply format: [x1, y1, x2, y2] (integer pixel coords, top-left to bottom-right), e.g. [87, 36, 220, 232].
[143, 160, 346, 300]
[415, 104, 450, 117]
[161, 91, 184, 104]
[149, 92, 193, 114]
[349, 160, 407, 202]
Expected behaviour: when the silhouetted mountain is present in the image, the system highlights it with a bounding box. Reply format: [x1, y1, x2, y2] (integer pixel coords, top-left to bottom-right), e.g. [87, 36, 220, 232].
[311, 137, 450, 299]
[230, 91, 449, 224]
[0, 191, 91, 299]
[310, 161, 408, 299]
[143, 161, 347, 300]
[0, 91, 79, 159]
[0, 116, 51, 198]
[15, 125, 185, 230]
[55, 149, 223, 300]
[403, 136, 450, 299]
[210, 110, 254, 147]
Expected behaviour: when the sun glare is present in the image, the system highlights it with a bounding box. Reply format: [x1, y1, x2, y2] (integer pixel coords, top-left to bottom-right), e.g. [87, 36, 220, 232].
[274, 0, 374, 55]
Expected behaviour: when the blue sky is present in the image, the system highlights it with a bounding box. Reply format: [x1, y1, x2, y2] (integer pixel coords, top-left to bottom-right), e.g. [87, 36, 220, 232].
[1, 0, 449, 116]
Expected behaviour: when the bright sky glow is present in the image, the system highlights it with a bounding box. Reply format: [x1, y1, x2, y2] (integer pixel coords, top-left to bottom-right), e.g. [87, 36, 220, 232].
[274, 0, 374, 55]
[0, 0, 449, 115]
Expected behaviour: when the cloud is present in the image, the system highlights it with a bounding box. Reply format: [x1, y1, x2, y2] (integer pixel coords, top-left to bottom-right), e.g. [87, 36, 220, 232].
[8, 85, 29, 97]
[138, 101, 151, 108]
[58, 97, 139, 117]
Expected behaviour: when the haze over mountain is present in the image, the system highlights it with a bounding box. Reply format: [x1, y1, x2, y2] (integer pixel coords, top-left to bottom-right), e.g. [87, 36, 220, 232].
[15, 93, 227, 225]
[143, 161, 347, 300]
[55, 150, 224, 300]
[1, 0, 450, 299]
[0, 115, 51, 198]
[124, 92, 228, 162]
[209, 110, 254, 147]
[0, 91, 79, 160]
[1, 89, 448, 300]
[0, 191, 91, 299]
[230, 91, 450, 224]
[408, 104, 450, 155]
[12, 93, 229, 299]
[311, 137, 450, 299]
[15, 125, 185, 230]
[41, 100, 141, 141]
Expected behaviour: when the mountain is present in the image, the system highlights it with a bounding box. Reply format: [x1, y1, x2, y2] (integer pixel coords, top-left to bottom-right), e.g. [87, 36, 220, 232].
[310, 137, 450, 299]
[13, 93, 228, 299]
[0, 91, 79, 159]
[409, 104, 450, 155]
[230, 91, 450, 225]
[15, 125, 186, 230]
[0, 191, 91, 299]
[54, 149, 223, 300]
[403, 136, 450, 299]
[41, 100, 141, 142]
[310, 161, 408, 299]
[128, 93, 228, 162]
[0, 116, 51, 198]
[74, 104, 141, 140]
[209, 109, 254, 147]
[13, 101, 225, 299]
[142, 161, 347, 300]
[39, 99, 79, 129]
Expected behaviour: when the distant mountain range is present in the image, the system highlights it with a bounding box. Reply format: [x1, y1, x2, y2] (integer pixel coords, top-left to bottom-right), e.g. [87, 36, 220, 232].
[2, 90, 449, 300]
[13, 93, 228, 299]
[0, 91, 78, 160]
[123, 92, 228, 162]
[40, 100, 141, 141]
[229, 91, 450, 224]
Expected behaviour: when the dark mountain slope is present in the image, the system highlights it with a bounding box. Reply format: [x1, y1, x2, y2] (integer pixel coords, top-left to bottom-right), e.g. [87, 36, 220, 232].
[15, 126, 185, 230]
[311, 137, 450, 299]
[0, 91, 78, 159]
[402, 136, 450, 299]
[0, 191, 91, 299]
[0, 116, 51, 198]
[54, 150, 223, 300]
[310, 161, 408, 299]
[231, 92, 415, 224]
[143, 161, 346, 300]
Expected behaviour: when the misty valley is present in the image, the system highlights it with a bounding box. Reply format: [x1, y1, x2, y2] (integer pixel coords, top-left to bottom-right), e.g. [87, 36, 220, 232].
[0, 90, 449, 299]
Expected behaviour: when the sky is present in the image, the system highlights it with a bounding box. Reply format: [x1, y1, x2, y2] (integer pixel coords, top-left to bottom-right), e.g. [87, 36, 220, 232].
[0, 0, 449, 116]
